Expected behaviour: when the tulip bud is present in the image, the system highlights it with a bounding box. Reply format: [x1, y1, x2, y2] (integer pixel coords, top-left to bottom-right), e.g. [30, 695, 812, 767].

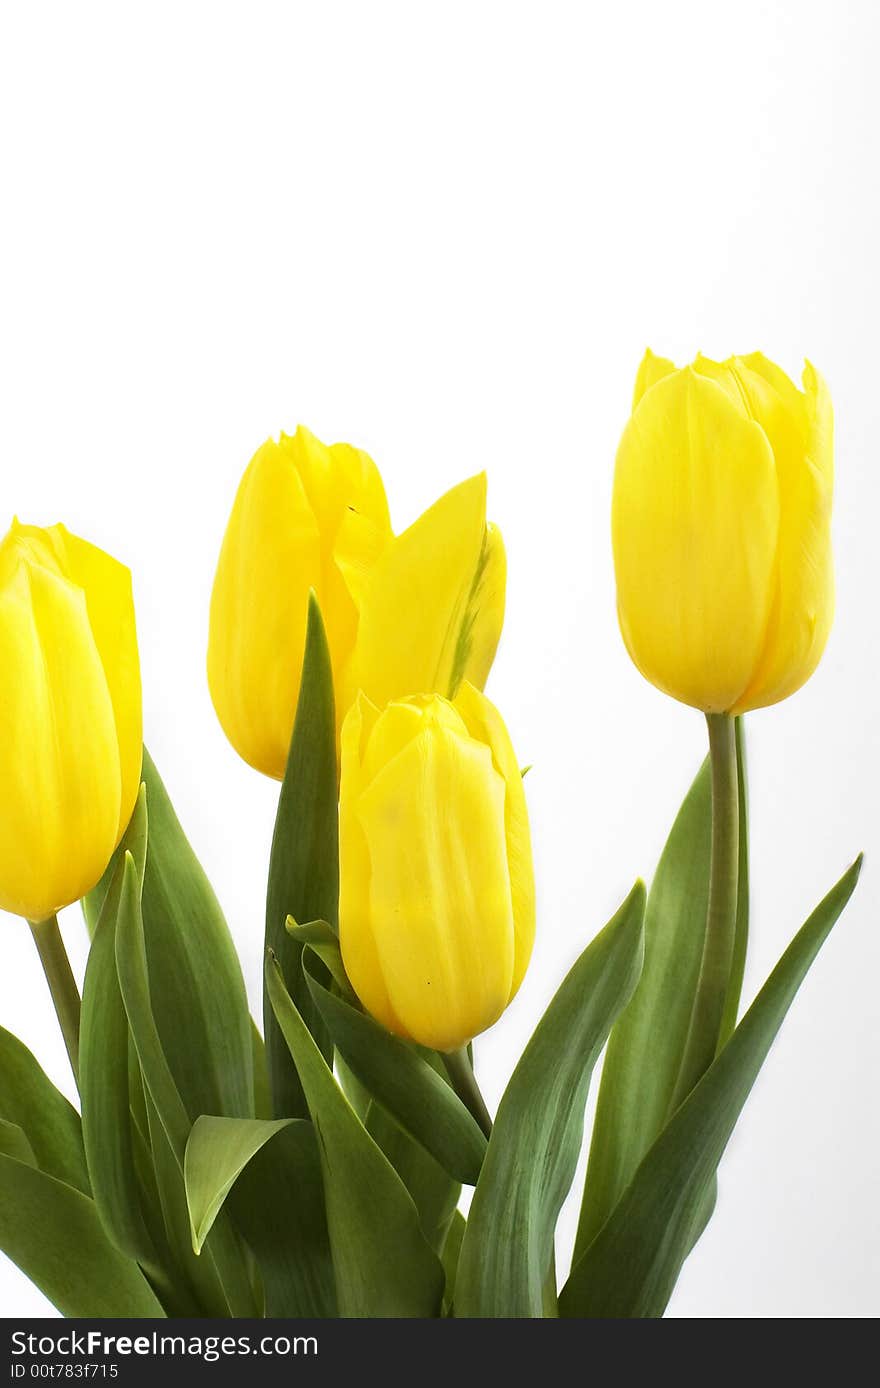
[339, 683, 534, 1052]
[612, 351, 834, 714]
[0, 521, 142, 921]
[207, 427, 392, 778]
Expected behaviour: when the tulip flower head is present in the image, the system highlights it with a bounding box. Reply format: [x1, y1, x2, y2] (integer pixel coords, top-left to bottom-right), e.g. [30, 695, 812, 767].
[0, 520, 142, 921]
[612, 351, 834, 714]
[209, 428, 507, 778]
[339, 683, 534, 1052]
[208, 427, 392, 778]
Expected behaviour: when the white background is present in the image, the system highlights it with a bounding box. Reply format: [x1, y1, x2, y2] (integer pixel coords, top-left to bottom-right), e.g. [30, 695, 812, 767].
[1, 1, 877, 1320]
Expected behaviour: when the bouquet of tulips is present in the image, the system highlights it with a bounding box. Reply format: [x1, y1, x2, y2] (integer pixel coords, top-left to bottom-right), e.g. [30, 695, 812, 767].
[0, 351, 861, 1319]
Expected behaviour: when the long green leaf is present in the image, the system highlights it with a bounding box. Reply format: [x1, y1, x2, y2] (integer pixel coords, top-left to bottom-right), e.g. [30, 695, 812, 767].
[302, 950, 487, 1185]
[87, 751, 253, 1121]
[0, 1120, 35, 1165]
[441, 1209, 466, 1314]
[334, 1052, 461, 1251]
[575, 760, 712, 1255]
[0, 1027, 88, 1194]
[288, 918, 354, 995]
[455, 882, 647, 1318]
[80, 785, 156, 1265]
[265, 595, 339, 1118]
[81, 779, 150, 940]
[115, 853, 257, 1317]
[140, 749, 253, 1120]
[560, 855, 862, 1319]
[266, 954, 444, 1316]
[204, 1120, 337, 1317]
[250, 1020, 273, 1120]
[143, 1094, 230, 1318]
[365, 1102, 461, 1251]
[184, 1115, 294, 1252]
[0, 1154, 164, 1318]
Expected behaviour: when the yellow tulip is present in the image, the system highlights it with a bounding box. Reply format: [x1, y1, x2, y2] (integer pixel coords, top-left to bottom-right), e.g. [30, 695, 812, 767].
[208, 427, 392, 778]
[339, 683, 534, 1052]
[612, 351, 834, 713]
[0, 520, 142, 922]
[342, 471, 506, 715]
[209, 430, 506, 777]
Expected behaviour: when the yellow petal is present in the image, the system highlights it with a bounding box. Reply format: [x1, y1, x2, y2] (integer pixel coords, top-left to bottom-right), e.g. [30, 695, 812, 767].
[732, 361, 834, 711]
[613, 367, 780, 712]
[692, 353, 801, 436]
[280, 429, 392, 635]
[282, 428, 390, 545]
[338, 695, 405, 1037]
[210, 429, 392, 771]
[351, 720, 515, 1051]
[803, 359, 834, 486]
[739, 352, 810, 425]
[332, 504, 392, 612]
[458, 520, 506, 695]
[47, 526, 142, 839]
[208, 439, 321, 778]
[691, 353, 751, 415]
[343, 474, 505, 716]
[453, 682, 535, 999]
[0, 561, 120, 920]
[632, 349, 677, 411]
[360, 694, 467, 785]
[329, 440, 392, 537]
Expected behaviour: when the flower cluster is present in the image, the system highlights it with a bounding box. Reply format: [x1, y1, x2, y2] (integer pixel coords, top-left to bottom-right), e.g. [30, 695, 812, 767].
[0, 353, 858, 1321]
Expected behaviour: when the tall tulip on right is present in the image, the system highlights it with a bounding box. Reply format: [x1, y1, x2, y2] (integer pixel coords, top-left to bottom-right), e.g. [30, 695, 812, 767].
[612, 351, 834, 714]
[611, 350, 835, 1102]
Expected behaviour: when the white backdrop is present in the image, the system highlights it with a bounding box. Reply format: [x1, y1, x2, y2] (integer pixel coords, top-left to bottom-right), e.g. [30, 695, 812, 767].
[1, 1, 877, 1319]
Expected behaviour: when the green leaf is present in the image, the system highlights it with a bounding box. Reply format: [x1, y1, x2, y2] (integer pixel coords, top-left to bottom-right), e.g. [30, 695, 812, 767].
[81, 768, 150, 939]
[80, 785, 157, 1265]
[184, 1115, 294, 1252]
[441, 1208, 466, 1313]
[143, 1094, 230, 1318]
[265, 595, 339, 1118]
[250, 1020, 273, 1121]
[363, 1101, 460, 1250]
[115, 856, 191, 1157]
[334, 1058, 460, 1252]
[137, 748, 253, 1122]
[266, 953, 444, 1316]
[0, 1154, 164, 1318]
[333, 1053, 373, 1122]
[223, 1122, 337, 1317]
[0, 1026, 89, 1194]
[575, 759, 712, 1256]
[302, 950, 487, 1185]
[455, 882, 647, 1318]
[115, 853, 258, 1317]
[288, 918, 355, 996]
[560, 855, 862, 1319]
[0, 1120, 36, 1166]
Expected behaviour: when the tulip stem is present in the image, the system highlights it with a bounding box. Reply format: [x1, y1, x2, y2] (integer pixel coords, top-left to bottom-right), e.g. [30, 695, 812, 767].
[443, 1047, 493, 1139]
[28, 913, 81, 1088]
[672, 712, 739, 1107]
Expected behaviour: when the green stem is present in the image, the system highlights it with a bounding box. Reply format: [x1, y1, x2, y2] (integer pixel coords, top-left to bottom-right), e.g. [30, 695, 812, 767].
[28, 913, 81, 1087]
[671, 712, 739, 1106]
[442, 1047, 493, 1140]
